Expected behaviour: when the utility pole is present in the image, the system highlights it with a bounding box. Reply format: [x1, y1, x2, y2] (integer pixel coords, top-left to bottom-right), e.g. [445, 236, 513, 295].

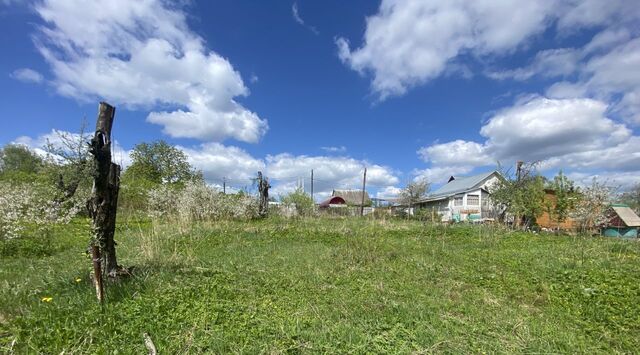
[310, 169, 314, 201]
[360, 167, 367, 216]
[223, 177, 226, 194]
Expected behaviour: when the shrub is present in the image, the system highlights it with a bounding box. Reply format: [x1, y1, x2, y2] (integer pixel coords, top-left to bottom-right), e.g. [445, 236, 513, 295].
[280, 188, 315, 217]
[146, 181, 259, 222]
[0, 181, 88, 239]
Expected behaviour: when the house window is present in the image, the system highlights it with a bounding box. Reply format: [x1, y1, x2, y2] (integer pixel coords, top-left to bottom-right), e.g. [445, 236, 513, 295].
[467, 194, 479, 206]
[454, 196, 463, 206]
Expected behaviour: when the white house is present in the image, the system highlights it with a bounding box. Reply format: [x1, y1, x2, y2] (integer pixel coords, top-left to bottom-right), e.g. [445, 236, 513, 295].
[416, 171, 503, 222]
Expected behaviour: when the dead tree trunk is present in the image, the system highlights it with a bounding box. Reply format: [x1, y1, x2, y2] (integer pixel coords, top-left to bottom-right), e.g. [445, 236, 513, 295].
[257, 171, 270, 217]
[87, 102, 121, 278]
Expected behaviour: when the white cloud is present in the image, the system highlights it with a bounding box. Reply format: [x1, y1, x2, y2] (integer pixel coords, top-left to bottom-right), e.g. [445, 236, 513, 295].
[487, 48, 581, 81]
[413, 165, 475, 185]
[11, 68, 43, 84]
[265, 153, 399, 197]
[337, 0, 561, 99]
[338, 0, 640, 101]
[480, 97, 630, 162]
[320, 146, 347, 153]
[178, 143, 265, 185]
[291, 2, 319, 35]
[495, 29, 640, 125]
[418, 140, 491, 167]
[376, 186, 402, 198]
[33, 0, 267, 143]
[566, 171, 640, 191]
[416, 97, 640, 184]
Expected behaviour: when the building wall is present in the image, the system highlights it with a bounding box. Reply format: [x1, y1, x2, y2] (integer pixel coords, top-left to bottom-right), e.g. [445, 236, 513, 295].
[536, 191, 576, 230]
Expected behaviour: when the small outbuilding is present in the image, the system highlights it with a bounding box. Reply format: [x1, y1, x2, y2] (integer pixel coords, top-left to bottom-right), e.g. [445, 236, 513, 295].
[602, 204, 640, 238]
[318, 196, 347, 208]
[329, 189, 371, 207]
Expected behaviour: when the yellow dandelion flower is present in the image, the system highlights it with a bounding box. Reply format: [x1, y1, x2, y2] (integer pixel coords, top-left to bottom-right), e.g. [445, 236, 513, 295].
[41, 297, 53, 302]
[75, 278, 82, 283]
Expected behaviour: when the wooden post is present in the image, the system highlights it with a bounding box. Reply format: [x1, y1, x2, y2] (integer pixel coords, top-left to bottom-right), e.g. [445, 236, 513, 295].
[360, 167, 367, 217]
[91, 245, 104, 303]
[88, 102, 121, 279]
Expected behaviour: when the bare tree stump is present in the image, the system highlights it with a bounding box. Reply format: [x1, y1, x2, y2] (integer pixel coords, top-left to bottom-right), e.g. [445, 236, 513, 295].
[87, 102, 122, 278]
[257, 171, 270, 217]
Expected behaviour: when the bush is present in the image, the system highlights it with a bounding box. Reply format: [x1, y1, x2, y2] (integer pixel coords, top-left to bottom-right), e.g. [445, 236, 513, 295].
[146, 181, 260, 222]
[0, 181, 88, 239]
[280, 188, 315, 217]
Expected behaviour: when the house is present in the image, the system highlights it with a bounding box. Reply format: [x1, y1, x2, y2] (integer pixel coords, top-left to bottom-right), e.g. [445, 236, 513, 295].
[536, 189, 577, 230]
[415, 171, 503, 221]
[319, 189, 371, 207]
[602, 204, 640, 238]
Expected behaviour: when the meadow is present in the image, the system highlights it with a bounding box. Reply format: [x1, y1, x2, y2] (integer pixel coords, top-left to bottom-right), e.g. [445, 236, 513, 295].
[1, 217, 639, 353]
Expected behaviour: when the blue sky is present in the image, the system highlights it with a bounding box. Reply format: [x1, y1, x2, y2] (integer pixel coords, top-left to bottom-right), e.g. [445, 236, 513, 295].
[1, 0, 639, 199]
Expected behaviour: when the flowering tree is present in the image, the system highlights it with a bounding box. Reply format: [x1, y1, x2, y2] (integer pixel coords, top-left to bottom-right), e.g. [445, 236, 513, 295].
[572, 178, 615, 234]
[400, 178, 430, 211]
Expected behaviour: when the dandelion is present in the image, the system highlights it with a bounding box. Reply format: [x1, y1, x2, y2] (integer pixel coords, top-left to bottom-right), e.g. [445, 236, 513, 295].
[41, 297, 53, 302]
[75, 277, 82, 283]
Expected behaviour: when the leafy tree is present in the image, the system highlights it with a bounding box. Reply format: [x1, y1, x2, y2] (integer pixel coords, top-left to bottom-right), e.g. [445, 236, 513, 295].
[400, 178, 430, 212]
[545, 170, 579, 228]
[491, 162, 545, 228]
[0, 144, 43, 176]
[123, 140, 202, 185]
[280, 187, 314, 217]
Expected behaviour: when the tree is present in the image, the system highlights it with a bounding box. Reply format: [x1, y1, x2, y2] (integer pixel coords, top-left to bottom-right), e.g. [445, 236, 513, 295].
[400, 178, 430, 212]
[43, 124, 93, 200]
[123, 140, 201, 185]
[0, 144, 43, 175]
[545, 170, 579, 228]
[491, 162, 545, 228]
[619, 182, 640, 214]
[573, 178, 615, 234]
[280, 187, 314, 217]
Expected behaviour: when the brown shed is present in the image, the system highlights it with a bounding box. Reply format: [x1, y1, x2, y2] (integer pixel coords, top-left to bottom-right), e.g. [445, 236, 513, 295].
[331, 189, 371, 207]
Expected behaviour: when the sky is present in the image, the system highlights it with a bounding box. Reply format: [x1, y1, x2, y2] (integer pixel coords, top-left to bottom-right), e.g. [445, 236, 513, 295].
[1, 0, 639, 200]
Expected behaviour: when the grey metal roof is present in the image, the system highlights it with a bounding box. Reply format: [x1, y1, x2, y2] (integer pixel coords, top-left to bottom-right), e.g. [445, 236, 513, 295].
[428, 171, 500, 199]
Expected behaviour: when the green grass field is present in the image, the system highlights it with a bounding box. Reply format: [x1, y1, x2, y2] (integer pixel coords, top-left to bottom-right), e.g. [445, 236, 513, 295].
[1, 218, 639, 353]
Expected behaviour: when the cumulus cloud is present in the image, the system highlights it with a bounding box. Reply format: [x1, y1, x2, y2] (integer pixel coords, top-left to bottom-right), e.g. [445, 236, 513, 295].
[33, 0, 267, 143]
[265, 153, 399, 196]
[413, 165, 475, 185]
[496, 29, 640, 125]
[178, 143, 265, 185]
[376, 185, 402, 198]
[11, 68, 43, 84]
[337, 0, 562, 99]
[416, 97, 640, 185]
[338, 0, 640, 101]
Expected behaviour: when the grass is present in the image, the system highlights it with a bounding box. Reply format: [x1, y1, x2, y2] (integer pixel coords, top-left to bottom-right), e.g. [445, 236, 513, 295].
[1, 217, 639, 353]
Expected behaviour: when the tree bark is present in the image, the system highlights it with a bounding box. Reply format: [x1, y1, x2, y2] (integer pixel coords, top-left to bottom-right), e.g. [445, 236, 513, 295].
[87, 102, 121, 277]
[257, 171, 270, 217]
